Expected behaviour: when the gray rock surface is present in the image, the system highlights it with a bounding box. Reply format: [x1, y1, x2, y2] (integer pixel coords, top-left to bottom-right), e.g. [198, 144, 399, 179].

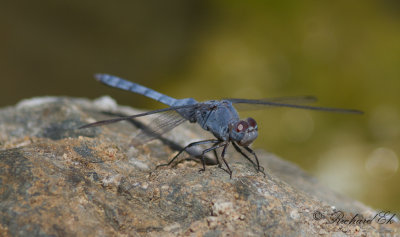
[0, 96, 399, 236]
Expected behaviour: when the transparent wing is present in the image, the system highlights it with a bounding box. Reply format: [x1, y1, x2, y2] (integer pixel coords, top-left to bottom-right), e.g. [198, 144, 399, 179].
[134, 110, 187, 144]
[78, 103, 214, 145]
[227, 98, 363, 114]
[78, 103, 199, 129]
[226, 95, 318, 111]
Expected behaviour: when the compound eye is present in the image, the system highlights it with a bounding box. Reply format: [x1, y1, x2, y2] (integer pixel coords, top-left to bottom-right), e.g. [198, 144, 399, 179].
[247, 117, 257, 128]
[236, 121, 249, 133]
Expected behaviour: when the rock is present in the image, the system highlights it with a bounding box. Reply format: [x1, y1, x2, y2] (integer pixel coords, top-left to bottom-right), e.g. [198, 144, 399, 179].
[0, 96, 399, 236]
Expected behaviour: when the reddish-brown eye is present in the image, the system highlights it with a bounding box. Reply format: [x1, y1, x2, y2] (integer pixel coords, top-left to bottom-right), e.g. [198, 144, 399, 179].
[247, 117, 257, 128]
[236, 121, 249, 132]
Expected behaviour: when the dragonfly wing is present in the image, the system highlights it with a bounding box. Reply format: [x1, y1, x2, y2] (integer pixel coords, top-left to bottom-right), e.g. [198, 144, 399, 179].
[78, 103, 199, 129]
[133, 102, 216, 143]
[227, 95, 318, 111]
[134, 110, 187, 144]
[227, 98, 363, 114]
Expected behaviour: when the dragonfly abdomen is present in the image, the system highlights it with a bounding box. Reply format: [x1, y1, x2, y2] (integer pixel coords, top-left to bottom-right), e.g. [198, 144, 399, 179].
[95, 74, 177, 106]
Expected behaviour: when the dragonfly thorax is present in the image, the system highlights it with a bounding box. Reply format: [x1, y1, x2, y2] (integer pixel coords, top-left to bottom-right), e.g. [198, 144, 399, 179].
[230, 117, 258, 146]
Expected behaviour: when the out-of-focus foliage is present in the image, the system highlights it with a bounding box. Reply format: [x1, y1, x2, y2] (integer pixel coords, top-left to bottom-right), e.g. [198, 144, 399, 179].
[1, 1, 399, 211]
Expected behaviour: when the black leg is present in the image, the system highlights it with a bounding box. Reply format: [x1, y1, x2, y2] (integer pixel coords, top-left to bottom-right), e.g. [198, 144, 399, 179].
[220, 143, 233, 178]
[212, 144, 230, 174]
[232, 142, 256, 166]
[232, 142, 265, 175]
[213, 149, 222, 168]
[198, 142, 226, 173]
[156, 139, 220, 169]
[244, 146, 265, 175]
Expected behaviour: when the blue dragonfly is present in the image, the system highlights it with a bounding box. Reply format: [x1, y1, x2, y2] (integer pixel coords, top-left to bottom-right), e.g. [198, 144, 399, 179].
[80, 74, 363, 178]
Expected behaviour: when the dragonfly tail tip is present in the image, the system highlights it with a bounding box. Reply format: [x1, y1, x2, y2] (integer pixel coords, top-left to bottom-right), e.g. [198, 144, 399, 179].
[94, 73, 104, 81]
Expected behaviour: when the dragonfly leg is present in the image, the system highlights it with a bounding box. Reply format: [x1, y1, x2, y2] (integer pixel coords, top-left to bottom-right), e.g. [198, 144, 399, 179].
[156, 139, 220, 169]
[232, 142, 258, 168]
[220, 143, 233, 178]
[244, 146, 265, 176]
[213, 149, 222, 168]
[198, 141, 226, 173]
[232, 142, 265, 175]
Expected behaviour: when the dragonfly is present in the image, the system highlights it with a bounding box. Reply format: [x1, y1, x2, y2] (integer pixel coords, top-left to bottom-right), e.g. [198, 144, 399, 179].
[80, 74, 363, 178]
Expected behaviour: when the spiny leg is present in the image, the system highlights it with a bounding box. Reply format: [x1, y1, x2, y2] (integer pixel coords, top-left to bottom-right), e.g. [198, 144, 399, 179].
[244, 146, 265, 175]
[232, 142, 259, 169]
[213, 144, 230, 174]
[219, 143, 233, 178]
[156, 139, 220, 169]
[232, 142, 265, 175]
[199, 142, 227, 173]
[213, 149, 222, 167]
[232, 142, 257, 167]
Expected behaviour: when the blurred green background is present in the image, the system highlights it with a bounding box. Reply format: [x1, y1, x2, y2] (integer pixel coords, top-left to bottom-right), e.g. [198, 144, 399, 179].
[1, 1, 399, 211]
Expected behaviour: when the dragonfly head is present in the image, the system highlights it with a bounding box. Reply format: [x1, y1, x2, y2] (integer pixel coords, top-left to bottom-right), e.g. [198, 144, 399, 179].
[230, 117, 258, 146]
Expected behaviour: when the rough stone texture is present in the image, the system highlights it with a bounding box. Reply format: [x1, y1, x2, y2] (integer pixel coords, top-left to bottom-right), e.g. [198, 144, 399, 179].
[0, 96, 399, 237]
